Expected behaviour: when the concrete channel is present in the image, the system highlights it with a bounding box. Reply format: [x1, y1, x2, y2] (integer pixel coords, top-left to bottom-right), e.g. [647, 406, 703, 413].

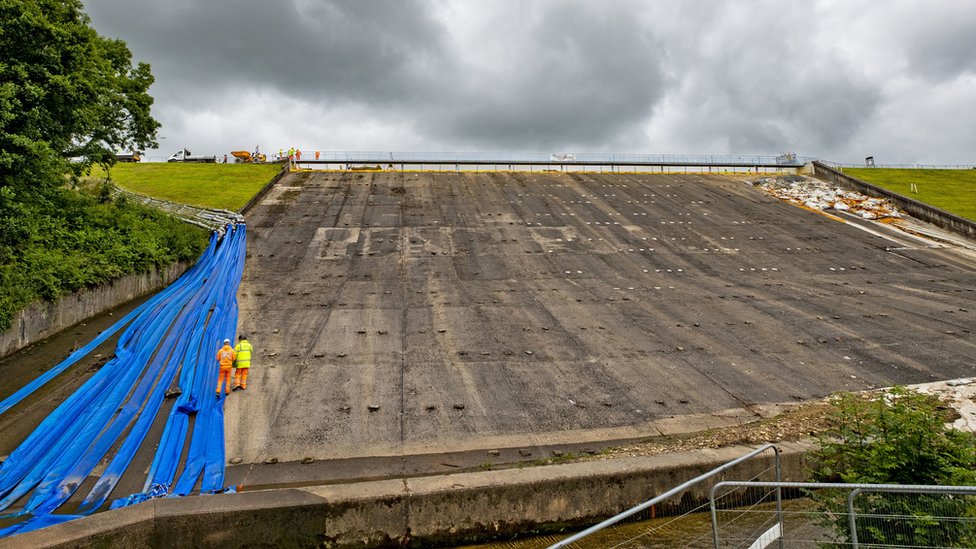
[2, 169, 976, 547]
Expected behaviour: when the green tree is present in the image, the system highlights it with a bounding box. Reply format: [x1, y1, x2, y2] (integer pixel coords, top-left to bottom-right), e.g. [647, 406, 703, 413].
[0, 0, 159, 189]
[810, 387, 976, 547]
[0, 0, 207, 332]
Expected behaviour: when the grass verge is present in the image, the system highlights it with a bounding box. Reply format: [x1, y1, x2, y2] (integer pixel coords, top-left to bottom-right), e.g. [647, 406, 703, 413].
[90, 162, 282, 211]
[844, 168, 976, 221]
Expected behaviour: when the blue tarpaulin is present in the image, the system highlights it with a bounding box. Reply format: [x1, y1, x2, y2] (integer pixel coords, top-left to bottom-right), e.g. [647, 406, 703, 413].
[0, 223, 246, 537]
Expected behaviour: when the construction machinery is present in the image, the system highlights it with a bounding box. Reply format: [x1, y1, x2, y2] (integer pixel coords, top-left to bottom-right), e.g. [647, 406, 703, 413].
[231, 149, 267, 163]
[114, 151, 141, 163]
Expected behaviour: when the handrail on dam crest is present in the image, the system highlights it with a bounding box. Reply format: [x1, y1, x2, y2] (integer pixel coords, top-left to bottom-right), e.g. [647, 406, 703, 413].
[293, 151, 821, 168]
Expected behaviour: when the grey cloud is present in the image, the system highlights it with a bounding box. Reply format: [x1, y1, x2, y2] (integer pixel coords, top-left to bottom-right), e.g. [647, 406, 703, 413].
[899, 7, 976, 80]
[648, 2, 883, 158]
[87, 0, 669, 152]
[82, 1, 974, 163]
[86, 0, 449, 105]
[428, 2, 669, 150]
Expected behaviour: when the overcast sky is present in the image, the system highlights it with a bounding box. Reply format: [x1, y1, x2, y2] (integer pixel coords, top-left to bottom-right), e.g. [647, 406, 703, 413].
[84, 0, 976, 165]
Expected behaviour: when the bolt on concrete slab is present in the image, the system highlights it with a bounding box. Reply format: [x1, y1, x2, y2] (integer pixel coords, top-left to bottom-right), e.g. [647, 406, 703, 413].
[225, 171, 976, 470]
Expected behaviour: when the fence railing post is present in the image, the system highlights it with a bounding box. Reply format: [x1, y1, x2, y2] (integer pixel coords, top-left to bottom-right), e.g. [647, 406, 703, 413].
[847, 488, 862, 549]
[775, 445, 784, 549]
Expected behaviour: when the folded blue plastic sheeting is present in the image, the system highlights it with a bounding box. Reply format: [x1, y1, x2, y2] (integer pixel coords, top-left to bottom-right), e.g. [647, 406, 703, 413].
[0, 223, 247, 537]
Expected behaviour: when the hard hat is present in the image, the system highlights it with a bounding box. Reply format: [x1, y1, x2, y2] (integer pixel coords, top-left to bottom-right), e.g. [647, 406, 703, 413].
[223, 339, 231, 345]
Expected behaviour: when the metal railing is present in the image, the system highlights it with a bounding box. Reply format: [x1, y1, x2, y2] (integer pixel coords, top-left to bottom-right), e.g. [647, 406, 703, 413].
[547, 444, 781, 549]
[288, 151, 818, 166]
[841, 164, 976, 170]
[290, 150, 815, 166]
[710, 481, 976, 548]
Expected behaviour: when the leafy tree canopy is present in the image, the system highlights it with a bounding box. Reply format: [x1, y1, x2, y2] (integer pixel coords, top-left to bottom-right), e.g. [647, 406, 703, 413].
[0, 0, 160, 189]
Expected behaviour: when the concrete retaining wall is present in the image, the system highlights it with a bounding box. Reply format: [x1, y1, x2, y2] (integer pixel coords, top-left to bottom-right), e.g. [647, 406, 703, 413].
[0, 261, 191, 359]
[11, 442, 814, 548]
[809, 161, 976, 241]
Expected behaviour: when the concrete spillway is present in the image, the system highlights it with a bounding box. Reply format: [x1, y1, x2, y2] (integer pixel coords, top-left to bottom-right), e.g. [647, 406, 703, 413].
[3, 169, 976, 545]
[223, 170, 976, 487]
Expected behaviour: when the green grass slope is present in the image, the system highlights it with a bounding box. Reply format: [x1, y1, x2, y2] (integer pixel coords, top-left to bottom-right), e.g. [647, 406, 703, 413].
[92, 162, 282, 211]
[845, 168, 976, 221]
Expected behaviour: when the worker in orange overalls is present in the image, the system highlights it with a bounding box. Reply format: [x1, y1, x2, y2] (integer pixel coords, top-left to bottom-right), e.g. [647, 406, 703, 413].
[232, 334, 253, 391]
[215, 338, 236, 398]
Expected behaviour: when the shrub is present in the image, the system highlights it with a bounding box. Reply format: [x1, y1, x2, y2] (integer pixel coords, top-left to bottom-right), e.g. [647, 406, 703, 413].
[809, 387, 976, 546]
[0, 184, 207, 331]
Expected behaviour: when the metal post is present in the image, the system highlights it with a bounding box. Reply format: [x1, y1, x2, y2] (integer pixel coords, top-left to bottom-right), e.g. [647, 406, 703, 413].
[847, 488, 861, 549]
[775, 447, 784, 549]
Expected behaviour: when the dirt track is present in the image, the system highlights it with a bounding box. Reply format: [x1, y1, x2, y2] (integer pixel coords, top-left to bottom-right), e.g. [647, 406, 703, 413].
[224, 171, 976, 474]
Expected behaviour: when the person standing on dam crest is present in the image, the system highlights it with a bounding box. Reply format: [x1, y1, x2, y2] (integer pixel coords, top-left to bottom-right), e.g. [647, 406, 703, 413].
[233, 335, 253, 391]
[216, 339, 236, 398]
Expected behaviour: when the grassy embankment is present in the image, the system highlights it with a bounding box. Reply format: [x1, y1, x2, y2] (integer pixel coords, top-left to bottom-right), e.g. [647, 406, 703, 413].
[844, 168, 976, 221]
[93, 162, 282, 210]
[0, 163, 281, 331]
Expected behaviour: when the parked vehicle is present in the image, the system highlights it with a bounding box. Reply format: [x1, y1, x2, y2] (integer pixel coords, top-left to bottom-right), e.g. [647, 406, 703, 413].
[167, 149, 216, 163]
[114, 151, 141, 163]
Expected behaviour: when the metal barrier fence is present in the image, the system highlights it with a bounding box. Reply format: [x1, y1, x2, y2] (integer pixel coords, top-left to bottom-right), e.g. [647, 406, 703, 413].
[547, 444, 782, 549]
[841, 164, 976, 170]
[288, 151, 815, 166]
[290, 162, 801, 174]
[710, 481, 976, 548]
[124, 152, 974, 170]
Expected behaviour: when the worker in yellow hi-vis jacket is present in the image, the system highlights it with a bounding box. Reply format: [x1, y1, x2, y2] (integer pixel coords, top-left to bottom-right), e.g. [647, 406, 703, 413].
[233, 335, 253, 391]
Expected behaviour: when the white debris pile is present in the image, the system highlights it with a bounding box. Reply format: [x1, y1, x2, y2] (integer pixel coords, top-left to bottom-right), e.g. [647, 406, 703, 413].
[915, 379, 976, 433]
[752, 176, 902, 220]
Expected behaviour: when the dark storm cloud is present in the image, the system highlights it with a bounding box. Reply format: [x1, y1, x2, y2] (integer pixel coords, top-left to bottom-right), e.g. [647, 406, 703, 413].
[897, 5, 976, 80]
[646, 2, 884, 157]
[86, 0, 670, 152]
[425, 2, 669, 150]
[85, 0, 449, 104]
[82, 1, 976, 163]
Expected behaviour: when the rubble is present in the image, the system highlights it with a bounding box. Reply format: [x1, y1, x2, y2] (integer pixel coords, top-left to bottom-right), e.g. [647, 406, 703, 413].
[587, 380, 976, 462]
[751, 176, 902, 220]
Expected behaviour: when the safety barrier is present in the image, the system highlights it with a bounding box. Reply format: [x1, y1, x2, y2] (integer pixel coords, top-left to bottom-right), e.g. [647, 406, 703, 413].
[0, 223, 246, 537]
[286, 151, 815, 165]
[276, 151, 834, 174]
[710, 481, 976, 548]
[841, 163, 976, 170]
[548, 444, 781, 548]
